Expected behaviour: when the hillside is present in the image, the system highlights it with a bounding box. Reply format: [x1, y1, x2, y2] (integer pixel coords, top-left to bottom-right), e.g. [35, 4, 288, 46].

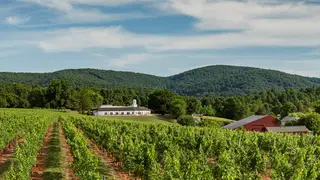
[0, 69, 168, 89]
[1, 65, 320, 96]
[168, 65, 320, 96]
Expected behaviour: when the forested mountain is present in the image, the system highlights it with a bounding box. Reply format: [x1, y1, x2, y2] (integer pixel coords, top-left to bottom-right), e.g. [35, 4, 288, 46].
[169, 65, 320, 96]
[1, 65, 320, 96]
[0, 69, 167, 89]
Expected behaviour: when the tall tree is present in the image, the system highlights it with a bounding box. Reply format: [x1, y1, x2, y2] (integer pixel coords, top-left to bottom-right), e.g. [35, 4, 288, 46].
[148, 89, 176, 115]
[186, 97, 201, 115]
[169, 97, 187, 118]
[75, 88, 103, 114]
[280, 102, 297, 118]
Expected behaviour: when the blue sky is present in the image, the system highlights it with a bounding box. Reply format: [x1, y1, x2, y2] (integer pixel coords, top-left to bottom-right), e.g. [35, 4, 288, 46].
[1, 0, 320, 77]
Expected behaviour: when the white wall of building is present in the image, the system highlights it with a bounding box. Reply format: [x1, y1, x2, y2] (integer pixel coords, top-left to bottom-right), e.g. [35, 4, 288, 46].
[93, 110, 151, 116]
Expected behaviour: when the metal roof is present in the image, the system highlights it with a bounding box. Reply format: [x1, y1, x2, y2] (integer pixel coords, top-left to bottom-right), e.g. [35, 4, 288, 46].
[223, 115, 268, 129]
[266, 126, 311, 133]
[280, 116, 299, 122]
[94, 106, 151, 112]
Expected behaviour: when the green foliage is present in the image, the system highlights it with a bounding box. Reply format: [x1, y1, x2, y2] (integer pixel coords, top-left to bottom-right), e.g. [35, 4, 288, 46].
[313, 101, 320, 114]
[281, 102, 297, 118]
[296, 112, 320, 134]
[74, 88, 103, 113]
[148, 89, 176, 115]
[222, 97, 253, 120]
[70, 115, 320, 179]
[0, 110, 56, 179]
[0, 97, 7, 108]
[2, 65, 320, 96]
[62, 119, 102, 179]
[169, 97, 187, 118]
[186, 97, 201, 114]
[177, 115, 196, 126]
[199, 105, 216, 116]
[168, 65, 320, 96]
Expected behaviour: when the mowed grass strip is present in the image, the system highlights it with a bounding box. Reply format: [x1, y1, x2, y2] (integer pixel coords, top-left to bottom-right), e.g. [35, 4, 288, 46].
[100, 115, 177, 124]
[43, 122, 64, 180]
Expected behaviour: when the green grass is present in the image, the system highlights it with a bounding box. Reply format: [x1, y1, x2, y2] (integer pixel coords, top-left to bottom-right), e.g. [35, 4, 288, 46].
[99, 115, 177, 124]
[43, 122, 63, 180]
[202, 116, 235, 122]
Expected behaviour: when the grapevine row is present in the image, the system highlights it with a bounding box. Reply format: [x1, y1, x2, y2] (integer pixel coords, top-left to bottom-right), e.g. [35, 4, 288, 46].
[71, 116, 320, 180]
[1, 112, 55, 179]
[61, 118, 104, 179]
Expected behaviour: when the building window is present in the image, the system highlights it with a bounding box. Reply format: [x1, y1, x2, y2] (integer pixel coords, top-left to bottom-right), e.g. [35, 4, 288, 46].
[116, 112, 119, 115]
[127, 112, 130, 115]
[104, 112, 108, 115]
[110, 112, 113, 115]
[138, 112, 141, 115]
[121, 112, 125, 115]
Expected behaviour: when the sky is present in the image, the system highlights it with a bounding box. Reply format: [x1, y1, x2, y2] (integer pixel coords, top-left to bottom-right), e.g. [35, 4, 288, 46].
[1, 0, 320, 77]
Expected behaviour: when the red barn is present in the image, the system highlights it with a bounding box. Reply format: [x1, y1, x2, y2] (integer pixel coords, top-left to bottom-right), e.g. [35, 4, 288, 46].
[223, 115, 280, 132]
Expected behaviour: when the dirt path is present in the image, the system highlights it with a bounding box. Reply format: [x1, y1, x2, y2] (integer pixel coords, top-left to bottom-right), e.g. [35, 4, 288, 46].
[87, 139, 139, 180]
[31, 123, 54, 180]
[0, 137, 24, 176]
[59, 122, 78, 180]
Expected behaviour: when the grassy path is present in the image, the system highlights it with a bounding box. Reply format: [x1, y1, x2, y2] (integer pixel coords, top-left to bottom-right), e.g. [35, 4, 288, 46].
[59, 122, 78, 180]
[31, 122, 77, 180]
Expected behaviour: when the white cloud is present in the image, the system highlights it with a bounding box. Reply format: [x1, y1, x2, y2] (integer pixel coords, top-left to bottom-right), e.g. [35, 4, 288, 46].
[109, 53, 152, 67]
[5, 16, 23, 25]
[161, 0, 320, 37]
[68, 0, 154, 6]
[21, 0, 73, 12]
[20, 0, 153, 24]
[34, 26, 320, 52]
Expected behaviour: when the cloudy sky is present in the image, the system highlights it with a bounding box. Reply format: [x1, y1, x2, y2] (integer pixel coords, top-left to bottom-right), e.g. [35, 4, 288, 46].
[1, 0, 320, 77]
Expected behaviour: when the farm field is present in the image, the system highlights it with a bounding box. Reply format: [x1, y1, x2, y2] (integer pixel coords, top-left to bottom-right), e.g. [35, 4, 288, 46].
[1, 109, 320, 179]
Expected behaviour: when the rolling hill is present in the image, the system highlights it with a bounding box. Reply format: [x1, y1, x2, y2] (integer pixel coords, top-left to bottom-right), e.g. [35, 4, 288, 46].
[1, 65, 320, 96]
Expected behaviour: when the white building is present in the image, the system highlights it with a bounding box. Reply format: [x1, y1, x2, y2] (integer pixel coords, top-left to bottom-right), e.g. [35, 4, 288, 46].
[92, 99, 151, 116]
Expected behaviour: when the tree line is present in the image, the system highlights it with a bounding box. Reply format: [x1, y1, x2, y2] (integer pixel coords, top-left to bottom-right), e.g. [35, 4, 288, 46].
[0, 80, 151, 113]
[1, 80, 320, 120]
[148, 87, 320, 120]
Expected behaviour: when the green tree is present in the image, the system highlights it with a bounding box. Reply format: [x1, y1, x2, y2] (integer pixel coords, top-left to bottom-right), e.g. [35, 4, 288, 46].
[75, 89, 103, 114]
[28, 88, 45, 107]
[223, 97, 252, 120]
[0, 97, 7, 108]
[169, 97, 187, 118]
[186, 97, 201, 115]
[280, 102, 297, 118]
[148, 89, 176, 115]
[199, 105, 216, 116]
[45, 79, 73, 108]
[297, 112, 320, 134]
[313, 101, 320, 114]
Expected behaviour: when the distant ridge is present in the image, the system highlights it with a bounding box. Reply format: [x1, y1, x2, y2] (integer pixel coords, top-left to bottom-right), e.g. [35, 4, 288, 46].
[1, 65, 320, 96]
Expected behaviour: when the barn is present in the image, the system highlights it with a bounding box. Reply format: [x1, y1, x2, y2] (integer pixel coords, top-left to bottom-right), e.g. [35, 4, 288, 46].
[223, 115, 280, 132]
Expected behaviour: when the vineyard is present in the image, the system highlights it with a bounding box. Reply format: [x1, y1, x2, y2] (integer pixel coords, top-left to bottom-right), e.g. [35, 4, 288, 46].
[1, 109, 320, 180]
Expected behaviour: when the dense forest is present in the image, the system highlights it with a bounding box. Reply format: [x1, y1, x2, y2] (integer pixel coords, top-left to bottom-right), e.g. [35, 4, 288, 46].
[1, 65, 320, 96]
[1, 79, 320, 122]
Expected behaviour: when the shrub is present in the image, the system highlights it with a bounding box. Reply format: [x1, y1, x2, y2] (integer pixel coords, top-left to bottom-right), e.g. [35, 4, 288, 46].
[177, 115, 196, 126]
